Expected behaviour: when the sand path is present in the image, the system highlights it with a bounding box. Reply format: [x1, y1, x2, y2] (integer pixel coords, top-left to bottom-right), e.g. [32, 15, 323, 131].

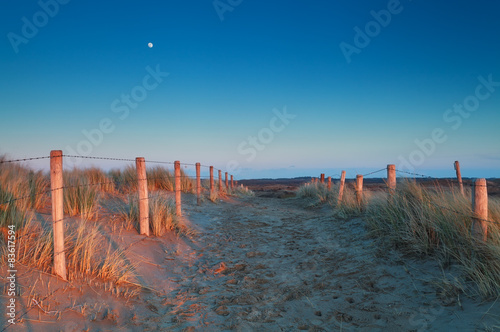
[132, 195, 499, 331]
[3, 194, 499, 331]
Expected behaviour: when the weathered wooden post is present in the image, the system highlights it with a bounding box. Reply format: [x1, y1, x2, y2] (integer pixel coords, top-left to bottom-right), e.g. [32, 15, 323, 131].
[225, 172, 228, 190]
[175, 161, 182, 217]
[320, 174, 325, 184]
[387, 164, 396, 194]
[231, 175, 234, 190]
[50, 150, 67, 280]
[356, 174, 363, 205]
[454, 161, 464, 196]
[327, 176, 332, 190]
[218, 169, 222, 192]
[210, 166, 214, 194]
[196, 162, 201, 206]
[338, 171, 346, 205]
[136, 157, 150, 236]
[472, 178, 488, 241]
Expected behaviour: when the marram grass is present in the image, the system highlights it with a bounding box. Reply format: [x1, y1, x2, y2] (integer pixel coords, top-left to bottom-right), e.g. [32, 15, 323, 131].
[296, 179, 500, 297]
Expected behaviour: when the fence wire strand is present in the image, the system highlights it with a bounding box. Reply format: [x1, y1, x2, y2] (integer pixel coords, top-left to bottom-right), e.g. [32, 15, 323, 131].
[362, 168, 386, 177]
[0, 156, 51, 164]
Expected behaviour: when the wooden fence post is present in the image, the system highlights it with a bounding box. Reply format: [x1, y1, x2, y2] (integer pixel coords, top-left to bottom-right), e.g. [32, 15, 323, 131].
[136, 157, 150, 236]
[387, 164, 396, 194]
[210, 166, 214, 194]
[454, 161, 464, 196]
[472, 178, 488, 241]
[356, 175, 364, 205]
[175, 161, 182, 217]
[338, 170, 346, 205]
[50, 150, 67, 280]
[225, 172, 228, 190]
[231, 175, 234, 190]
[327, 176, 332, 190]
[320, 174, 325, 184]
[196, 162, 201, 206]
[218, 170, 222, 192]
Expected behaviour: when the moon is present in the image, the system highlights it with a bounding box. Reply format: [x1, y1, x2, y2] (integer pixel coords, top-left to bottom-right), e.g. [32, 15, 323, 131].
[148, 42, 153, 48]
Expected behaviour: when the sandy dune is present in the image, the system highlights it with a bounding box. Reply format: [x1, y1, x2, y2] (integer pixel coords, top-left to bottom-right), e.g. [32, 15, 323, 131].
[2, 193, 499, 331]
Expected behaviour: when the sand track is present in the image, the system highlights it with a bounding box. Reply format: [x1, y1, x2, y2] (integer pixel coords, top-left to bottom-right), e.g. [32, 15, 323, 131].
[2, 194, 499, 331]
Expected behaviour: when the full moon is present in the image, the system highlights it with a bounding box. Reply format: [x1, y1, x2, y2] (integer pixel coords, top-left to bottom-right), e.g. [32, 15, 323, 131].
[148, 42, 153, 48]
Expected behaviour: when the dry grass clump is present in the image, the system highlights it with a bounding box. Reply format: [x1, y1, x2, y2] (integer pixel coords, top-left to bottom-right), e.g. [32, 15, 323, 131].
[109, 165, 137, 193]
[119, 193, 181, 236]
[147, 166, 174, 191]
[232, 185, 255, 197]
[15, 219, 134, 283]
[81, 167, 116, 193]
[209, 188, 221, 203]
[0, 156, 46, 229]
[366, 180, 500, 297]
[63, 170, 101, 221]
[333, 183, 367, 219]
[0, 155, 49, 212]
[296, 180, 365, 216]
[110, 165, 195, 194]
[177, 167, 195, 193]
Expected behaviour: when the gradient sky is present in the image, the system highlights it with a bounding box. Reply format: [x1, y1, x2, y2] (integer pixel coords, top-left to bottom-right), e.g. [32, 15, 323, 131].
[1, 0, 499, 179]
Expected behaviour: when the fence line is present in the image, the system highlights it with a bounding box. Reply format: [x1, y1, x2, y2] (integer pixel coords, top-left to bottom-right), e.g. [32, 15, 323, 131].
[314, 162, 499, 238]
[0, 150, 248, 280]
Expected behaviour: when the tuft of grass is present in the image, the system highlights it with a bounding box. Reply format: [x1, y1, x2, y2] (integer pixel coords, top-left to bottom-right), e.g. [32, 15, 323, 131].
[148, 166, 174, 191]
[232, 185, 255, 198]
[0, 156, 43, 229]
[63, 171, 100, 221]
[209, 189, 220, 203]
[14, 219, 134, 284]
[119, 193, 182, 236]
[365, 180, 500, 297]
[334, 183, 366, 219]
[149, 194, 177, 236]
[82, 168, 116, 194]
[178, 168, 195, 193]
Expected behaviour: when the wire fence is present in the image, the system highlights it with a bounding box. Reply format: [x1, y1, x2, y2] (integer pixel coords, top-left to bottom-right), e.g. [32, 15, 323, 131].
[0, 154, 239, 207]
[312, 164, 500, 227]
[1, 154, 499, 226]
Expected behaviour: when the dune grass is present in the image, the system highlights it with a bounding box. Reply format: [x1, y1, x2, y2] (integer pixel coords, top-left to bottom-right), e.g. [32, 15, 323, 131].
[63, 170, 101, 221]
[296, 180, 365, 216]
[232, 184, 255, 198]
[296, 178, 500, 297]
[365, 180, 500, 297]
[119, 193, 181, 236]
[15, 218, 134, 283]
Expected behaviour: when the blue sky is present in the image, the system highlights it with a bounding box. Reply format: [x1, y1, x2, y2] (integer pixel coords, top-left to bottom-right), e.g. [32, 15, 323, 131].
[1, 0, 499, 179]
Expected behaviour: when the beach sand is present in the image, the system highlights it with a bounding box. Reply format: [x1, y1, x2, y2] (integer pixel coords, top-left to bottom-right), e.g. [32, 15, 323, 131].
[2, 191, 499, 331]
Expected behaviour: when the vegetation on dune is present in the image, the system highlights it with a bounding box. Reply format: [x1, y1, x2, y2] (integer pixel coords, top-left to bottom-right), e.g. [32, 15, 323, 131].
[120, 193, 180, 236]
[296, 178, 500, 297]
[0, 156, 212, 286]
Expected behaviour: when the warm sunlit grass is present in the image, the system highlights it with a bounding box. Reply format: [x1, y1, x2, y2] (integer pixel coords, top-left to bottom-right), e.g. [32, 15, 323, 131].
[15, 218, 134, 283]
[63, 170, 101, 221]
[119, 193, 180, 236]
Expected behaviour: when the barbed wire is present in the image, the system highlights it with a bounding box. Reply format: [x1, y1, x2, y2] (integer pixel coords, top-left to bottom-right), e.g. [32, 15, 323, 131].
[0, 156, 51, 164]
[362, 168, 386, 177]
[62, 155, 136, 162]
[395, 169, 433, 178]
[0, 172, 229, 207]
[63, 155, 224, 172]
